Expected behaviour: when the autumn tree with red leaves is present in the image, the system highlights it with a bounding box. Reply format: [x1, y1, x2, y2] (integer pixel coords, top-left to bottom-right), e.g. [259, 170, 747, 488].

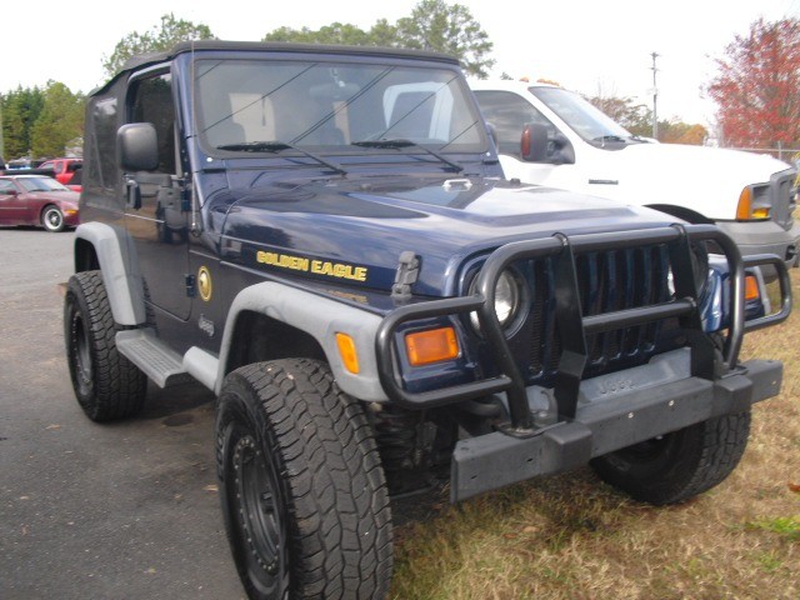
[707, 18, 800, 149]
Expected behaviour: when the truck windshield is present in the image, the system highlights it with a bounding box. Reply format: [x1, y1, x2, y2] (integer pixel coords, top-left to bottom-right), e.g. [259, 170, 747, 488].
[194, 59, 487, 156]
[529, 86, 636, 145]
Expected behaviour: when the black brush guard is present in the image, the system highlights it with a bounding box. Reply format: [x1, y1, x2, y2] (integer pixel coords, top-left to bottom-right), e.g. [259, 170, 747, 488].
[376, 224, 792, 432]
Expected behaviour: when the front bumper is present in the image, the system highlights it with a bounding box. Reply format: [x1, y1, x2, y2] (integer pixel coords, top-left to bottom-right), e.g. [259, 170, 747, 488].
[716, 218, 800, 268]
[375, 224, 791, 502]
[451, 354, 782, 501]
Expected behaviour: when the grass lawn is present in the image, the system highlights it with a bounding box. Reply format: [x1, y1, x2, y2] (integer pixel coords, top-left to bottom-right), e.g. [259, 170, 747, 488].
[390, 270, 799, 600]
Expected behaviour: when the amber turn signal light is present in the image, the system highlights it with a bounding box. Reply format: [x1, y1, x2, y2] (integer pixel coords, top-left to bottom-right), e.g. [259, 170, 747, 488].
[744, 274, 760, 302]
[736, 187, 752, 220]
[336, 333, 360, 374]
[405, 327, 459, 366]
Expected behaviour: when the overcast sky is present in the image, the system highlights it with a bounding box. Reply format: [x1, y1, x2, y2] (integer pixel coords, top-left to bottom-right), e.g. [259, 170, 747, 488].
[3, 0, 798, 125]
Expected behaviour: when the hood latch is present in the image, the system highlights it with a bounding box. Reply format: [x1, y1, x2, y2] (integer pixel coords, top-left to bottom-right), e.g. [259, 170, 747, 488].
[391, 251, 420, 302]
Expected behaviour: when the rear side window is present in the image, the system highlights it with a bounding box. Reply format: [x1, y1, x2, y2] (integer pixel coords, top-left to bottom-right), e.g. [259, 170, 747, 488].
[128, 72, 176, 174]
[85, 96, 118, 192]
[475, 90, 553, 157]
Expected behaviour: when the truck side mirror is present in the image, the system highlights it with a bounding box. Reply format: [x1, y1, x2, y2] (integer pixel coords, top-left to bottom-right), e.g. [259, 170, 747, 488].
[521, 123, 550, 162]
[521, 123, 575, 165]
[118, 123, 159, 172]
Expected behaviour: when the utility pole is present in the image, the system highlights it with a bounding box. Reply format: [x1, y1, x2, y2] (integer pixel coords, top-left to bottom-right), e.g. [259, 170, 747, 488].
[651, 52, 659, 140]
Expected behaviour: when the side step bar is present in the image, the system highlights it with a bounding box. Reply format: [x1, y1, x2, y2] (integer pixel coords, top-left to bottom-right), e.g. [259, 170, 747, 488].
[116, 329, 220, 391]
[116, 329, 191, 388]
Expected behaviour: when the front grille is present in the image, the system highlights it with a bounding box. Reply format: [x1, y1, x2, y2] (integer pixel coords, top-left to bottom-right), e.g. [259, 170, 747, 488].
[773, 171, 797, 230]
[509, 244, 673, 384]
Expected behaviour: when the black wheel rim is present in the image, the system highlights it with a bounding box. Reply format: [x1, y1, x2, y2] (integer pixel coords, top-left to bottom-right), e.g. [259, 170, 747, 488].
[232, 432, 287, 598]
[70, 307, 93, 396]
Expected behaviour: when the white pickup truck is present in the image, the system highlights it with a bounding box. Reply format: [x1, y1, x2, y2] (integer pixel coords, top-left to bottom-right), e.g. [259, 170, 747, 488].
[472, 81, 799, 268]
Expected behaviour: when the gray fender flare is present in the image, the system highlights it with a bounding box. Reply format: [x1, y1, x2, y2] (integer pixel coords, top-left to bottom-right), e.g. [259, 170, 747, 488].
[215, 282, 388, 402]
[74, 222, 146, 325]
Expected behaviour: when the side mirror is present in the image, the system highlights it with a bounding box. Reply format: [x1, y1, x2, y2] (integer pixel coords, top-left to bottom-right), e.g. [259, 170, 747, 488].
[521, 123, 550, 162]
[118, 123, 159, 172]
[521, 123, 575, 165]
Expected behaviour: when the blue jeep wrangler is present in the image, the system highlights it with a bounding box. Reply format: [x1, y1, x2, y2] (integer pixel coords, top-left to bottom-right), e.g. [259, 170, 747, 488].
[64, 41, 791, 599]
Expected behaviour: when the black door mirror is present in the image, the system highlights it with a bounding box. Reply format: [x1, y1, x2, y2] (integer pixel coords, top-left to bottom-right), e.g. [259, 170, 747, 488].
[521, 123, 550, 162]
[118, 123, 159, 172]
[521, 123, 575, 165]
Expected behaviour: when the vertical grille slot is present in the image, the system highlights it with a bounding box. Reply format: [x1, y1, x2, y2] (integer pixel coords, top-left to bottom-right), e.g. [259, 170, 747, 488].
[519, 243, 672, 382]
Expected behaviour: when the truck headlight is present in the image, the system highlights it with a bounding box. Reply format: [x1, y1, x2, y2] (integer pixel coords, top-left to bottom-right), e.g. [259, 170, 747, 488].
[737, 184, 771, 220]
[469, 269, 523, 330]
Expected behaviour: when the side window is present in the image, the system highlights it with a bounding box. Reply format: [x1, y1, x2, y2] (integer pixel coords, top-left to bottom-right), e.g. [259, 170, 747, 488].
[0, 180, 16, 194]
[128, 72, 176, 174]
[475, 91, 554, 157]
[86, 96, 119, 191]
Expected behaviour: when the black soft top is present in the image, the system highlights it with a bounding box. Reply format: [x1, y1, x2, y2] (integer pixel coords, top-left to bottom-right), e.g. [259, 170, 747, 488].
[92, 40, 460, 96]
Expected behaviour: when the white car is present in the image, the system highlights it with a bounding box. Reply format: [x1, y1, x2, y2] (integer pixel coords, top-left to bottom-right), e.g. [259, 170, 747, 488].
[472, 80, 799, 267]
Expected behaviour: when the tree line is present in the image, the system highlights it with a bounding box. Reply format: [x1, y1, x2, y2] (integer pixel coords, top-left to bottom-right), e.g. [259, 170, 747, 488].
[2, 5, 797, 161]
[2, 82, 84, 160]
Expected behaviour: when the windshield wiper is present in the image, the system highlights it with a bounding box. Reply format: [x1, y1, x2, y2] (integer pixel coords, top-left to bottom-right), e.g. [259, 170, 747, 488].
[216, 141, 347, 175]
[591, 135, 628, 144]
[352, 139, 464, 173]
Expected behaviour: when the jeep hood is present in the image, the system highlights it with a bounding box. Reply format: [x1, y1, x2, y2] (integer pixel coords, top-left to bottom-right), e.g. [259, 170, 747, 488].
[215, 176, 684, 297]
[590, 143, 793, 221]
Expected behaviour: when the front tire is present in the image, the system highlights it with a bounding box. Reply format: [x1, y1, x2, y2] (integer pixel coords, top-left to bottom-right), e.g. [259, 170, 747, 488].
[216, 359, 393, 600]
[42, 205, 65, 232]
[590, 411, 751, 505]
[64, 271, 147, 421]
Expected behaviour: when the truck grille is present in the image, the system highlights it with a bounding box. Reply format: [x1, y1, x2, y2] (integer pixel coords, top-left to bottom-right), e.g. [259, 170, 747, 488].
[773, 170, 797, 230]
[511, 244, 673, 383]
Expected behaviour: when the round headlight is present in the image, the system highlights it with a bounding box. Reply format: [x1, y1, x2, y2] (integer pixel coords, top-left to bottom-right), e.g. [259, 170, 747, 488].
[469, 269, 521, 330]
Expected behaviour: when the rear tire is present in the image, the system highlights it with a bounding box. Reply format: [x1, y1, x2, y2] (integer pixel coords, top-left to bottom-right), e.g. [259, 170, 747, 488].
[42, 205, 65, 232]
[590, 411, 751, 505]
[64, 271, 147, 421]
[216, 358, 393, 600]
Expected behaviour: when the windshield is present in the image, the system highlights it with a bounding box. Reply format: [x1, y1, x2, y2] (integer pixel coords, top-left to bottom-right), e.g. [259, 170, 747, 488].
[529, 86, 633, 143]
[17, 177, 69, 192]
[194, 59, 487, 155]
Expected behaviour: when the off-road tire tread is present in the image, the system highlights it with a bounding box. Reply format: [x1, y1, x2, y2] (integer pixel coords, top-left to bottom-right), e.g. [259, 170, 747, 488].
[591, 410, 751, 505]
[217, 358, 393, 599]
[65, 271, 147, 421]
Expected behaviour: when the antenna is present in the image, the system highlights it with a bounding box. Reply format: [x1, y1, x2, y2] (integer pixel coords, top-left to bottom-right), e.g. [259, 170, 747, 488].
[190, 39, 200, 235]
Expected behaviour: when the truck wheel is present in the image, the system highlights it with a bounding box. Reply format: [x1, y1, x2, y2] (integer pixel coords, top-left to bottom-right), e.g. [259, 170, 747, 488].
[590, 411, 751, 505]
[216, 358, 393, 600]
[64, 271, 147, 421]
[42, 205, 65, 232]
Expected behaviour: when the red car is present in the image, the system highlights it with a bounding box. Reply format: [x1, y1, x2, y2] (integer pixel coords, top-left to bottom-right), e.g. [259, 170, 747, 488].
[0, 175, 80, 232]
[38, 158, 83, 191]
